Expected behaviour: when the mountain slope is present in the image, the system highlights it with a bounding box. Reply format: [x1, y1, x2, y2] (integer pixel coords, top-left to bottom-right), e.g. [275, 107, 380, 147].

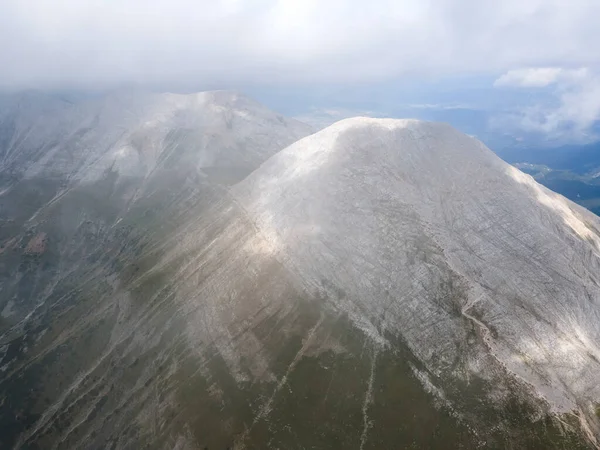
[0, 90, 315, 449]
[0, 89, 312, 182]
[234, 117, 600, 445]
[1, 102, 599, 449]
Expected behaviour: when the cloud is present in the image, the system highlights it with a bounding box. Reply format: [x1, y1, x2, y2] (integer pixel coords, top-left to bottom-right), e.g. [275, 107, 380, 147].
[1, 0, 600, 90]
[491, 67, 600, 141]
[494, 68, 564, 88]
[493, 68, 589, 88]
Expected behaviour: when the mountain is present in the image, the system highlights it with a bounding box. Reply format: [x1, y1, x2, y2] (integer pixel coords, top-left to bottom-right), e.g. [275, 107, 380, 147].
[2, 94, 600, 449]
[0, 90, 313, 449]
[234, 118, 600, 447]
[497, 141, 600, 215]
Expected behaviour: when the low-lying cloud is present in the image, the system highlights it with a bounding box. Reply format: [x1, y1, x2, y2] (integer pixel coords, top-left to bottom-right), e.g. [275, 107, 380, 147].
[1, 0, 600, 90]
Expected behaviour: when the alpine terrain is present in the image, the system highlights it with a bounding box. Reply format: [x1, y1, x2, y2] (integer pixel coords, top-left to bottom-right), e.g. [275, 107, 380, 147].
[1, 91, 600, 449]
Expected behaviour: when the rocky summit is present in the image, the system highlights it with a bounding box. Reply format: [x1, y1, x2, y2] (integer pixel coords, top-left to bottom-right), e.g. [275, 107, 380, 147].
[1, 92, 600, 449]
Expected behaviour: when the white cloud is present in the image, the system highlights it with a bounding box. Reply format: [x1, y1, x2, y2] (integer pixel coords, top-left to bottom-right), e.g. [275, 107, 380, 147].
[494, 68, 564, 88]
[493, 68, 589, 88]
[492, 67, 600, 141]
[1, 0, 600, 90]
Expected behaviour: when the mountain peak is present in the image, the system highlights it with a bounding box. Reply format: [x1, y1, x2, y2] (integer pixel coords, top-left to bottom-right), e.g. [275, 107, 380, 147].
[235, 119, 600, 437]
[236, 116, 491, 197]
[328, 116, 437, 129]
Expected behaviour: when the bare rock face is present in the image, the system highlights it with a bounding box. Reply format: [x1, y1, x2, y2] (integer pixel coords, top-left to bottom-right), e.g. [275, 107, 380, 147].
[234, 117, 600, 445]
[0, 96, 599, 450]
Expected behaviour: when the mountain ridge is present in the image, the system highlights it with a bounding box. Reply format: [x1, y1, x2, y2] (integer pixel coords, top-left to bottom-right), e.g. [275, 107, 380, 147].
[234, 116, 600, 442]
[0, 93, 599, 448]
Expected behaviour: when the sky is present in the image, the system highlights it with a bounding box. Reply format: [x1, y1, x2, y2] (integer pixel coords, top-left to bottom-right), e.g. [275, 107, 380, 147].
[2, 0, 600, 147]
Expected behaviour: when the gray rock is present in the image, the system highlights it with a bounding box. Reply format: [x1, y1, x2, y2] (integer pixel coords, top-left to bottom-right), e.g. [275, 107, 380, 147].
[0, 98, 597, 449]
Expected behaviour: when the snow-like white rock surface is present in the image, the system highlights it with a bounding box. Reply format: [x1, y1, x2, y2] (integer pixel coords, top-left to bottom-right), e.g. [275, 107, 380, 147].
[234, 117, 600, 423]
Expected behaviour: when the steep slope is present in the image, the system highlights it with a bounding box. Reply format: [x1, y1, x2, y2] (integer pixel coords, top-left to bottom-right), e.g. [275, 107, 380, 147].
[2, 105, 600, 449]
[234, 117, 600, 446]
[0, 89, 312, 335]
[0, 91, 314, 449]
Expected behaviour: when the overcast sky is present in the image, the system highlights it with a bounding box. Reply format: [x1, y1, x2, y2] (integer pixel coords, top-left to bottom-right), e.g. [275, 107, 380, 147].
[2, 0, 600, 144]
